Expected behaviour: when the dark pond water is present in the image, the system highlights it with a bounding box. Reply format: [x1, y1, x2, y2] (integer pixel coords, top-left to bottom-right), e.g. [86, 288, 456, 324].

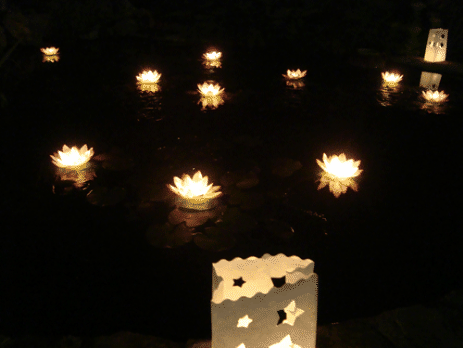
[2, 39, 463, 342]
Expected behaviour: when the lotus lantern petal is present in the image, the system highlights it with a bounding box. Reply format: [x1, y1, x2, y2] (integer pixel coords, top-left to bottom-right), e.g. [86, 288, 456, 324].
[381, 71, 403, 84]
[136, 70, 161, 83]
[197, 82, 224, 96]
[41, 47, 59, 55]
[169, 171, 222, 199]
[422, 90, 448, 103]
[203, 51, 222, 60]
[283, 69, 307, 80]
[50, 145, 94, 168]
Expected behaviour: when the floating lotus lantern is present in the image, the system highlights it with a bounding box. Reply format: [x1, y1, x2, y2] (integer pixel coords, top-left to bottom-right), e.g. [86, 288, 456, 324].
[136, 70, 161, 83]
[211, 254, 318, 348]
[51, 145, 95, 189]
[422, 90, 448, 103]
[51, 144, 94, 169]
[41, 47, 60, 62]
[381, 71, 403, 85]
[41, 47, 59, 55]
[168, 171, 222, 210]
[197, 82, 225, 110]
[283, 69, 307, 80]
[316, 153, 362, 198]
[203, 51, 222, 68]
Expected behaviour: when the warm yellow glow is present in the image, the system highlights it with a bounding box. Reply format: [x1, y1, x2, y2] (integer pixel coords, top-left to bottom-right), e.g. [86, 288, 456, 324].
[317, 153, 362, 179]
[237, 315, 253, 328]
[41, 47, 59, 55]
[42, 55, 60, 63]
[50, 145, 94, 168]
[198, 82, 224, 96]
[381, 71, 403, 84]
[422, 90, 448, 103]
[203, 51, 222, 60]
[136, 70, 161, 83]
[269, 335, 301, 348]
[169, 171, 222, 199]
[286, 79, 305, 89]
[317, 173, 359, 198]
[283, 69, 307, 80]
[138, 83, 160, 93]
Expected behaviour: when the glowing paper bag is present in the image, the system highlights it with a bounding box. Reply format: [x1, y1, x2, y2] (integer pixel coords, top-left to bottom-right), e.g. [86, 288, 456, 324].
[211, 254, 318, 348]
[424, 29, 448, 62]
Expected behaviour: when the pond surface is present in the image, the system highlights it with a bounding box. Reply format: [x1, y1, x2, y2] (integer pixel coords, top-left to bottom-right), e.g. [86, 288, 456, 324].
[2, 39, 463, 342]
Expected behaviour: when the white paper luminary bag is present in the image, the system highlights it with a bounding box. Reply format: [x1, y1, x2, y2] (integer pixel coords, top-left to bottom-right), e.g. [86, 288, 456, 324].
[211, 254, 318, 348]
[419, 71, 442, 90]
[424, 29, 448, 62]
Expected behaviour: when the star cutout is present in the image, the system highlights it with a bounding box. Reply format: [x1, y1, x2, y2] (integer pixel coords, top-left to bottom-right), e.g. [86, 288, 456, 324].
[233, 277, 246, 287]
[237, 314, 253, 328]
[282, 300, 304, 326]
[236, 344, 246, 348]
[269, 335, 301, 348]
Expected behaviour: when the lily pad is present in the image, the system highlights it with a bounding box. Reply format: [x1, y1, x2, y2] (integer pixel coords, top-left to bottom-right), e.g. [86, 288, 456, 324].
[265, 219, 295, 240]
[271, 158, 302, 177]
[193, 232, 236, 252]
[164, 222, 195, 248]
[236, 171, 259, 189]
[168, 207, 219, 227]
[86, 186, 127, 206]
[146, 222, 174, 247]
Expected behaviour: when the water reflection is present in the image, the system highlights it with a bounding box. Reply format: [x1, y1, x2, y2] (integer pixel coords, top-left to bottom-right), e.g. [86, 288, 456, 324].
[42, 54, 60, 63]
[136, 71, 162, 119]
[377, 83, 402, 107]
[419, 90, 449, 114]
[137, 83, 160, 93]
[197, 82, 225, 110]
[420, 71, 442, 90]
[41, 47, 60, 63]
[285, 79, 305, 90]
[54, 162, 96, 189]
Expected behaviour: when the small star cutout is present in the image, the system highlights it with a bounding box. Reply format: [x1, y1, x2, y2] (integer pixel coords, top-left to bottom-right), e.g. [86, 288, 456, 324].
[233, 277, 246, 287]
[237, 314, 253, 328]
[282, 300, 304, 326]
[269, 335, 301, 348]
[236, 344, 246, 348]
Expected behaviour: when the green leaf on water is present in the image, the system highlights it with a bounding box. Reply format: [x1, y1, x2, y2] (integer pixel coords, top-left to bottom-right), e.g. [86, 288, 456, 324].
[271, 158, 302, 177]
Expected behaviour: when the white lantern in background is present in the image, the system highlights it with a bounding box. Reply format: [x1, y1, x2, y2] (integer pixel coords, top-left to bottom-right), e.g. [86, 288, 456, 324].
[424, 29, 448, 62]
[419, 71, 442, 90]
[211, 254, 318, 348]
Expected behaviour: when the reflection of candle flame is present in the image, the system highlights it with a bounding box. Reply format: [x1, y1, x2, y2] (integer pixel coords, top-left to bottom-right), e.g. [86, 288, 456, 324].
[55, 164, 96, 188]
[317, 172, 359, 198]
[286, 80, 305, 89]
[138, 83, 160, 93]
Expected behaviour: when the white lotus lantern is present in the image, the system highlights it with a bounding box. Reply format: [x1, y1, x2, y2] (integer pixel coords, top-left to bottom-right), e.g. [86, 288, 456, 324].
[203, 51, 222, 68]
[41, 47, 60, 62]
[282, 69, 307, 80]
[424, 29, 448, 62]
[168, 171, 222, 210]
[316, 153, 362, 198]
[422, 90, 448, 103]
[51, 145, 94, 169]
[41, 47, 59, 55]
[136, 70, 161, 83]
[197, 82, 225, 110]
[211, 254, 318, 348]
[381, 71, 403, 86]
